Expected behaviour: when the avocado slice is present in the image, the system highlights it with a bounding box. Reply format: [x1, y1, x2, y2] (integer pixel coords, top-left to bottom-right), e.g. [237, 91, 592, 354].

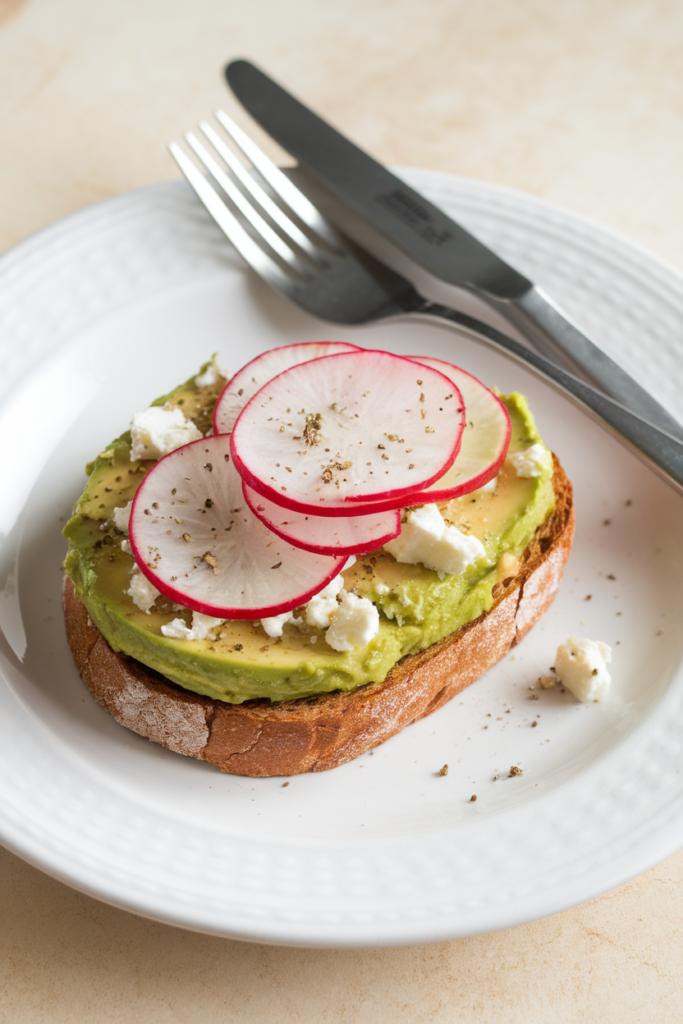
[63, 362, 555, 704]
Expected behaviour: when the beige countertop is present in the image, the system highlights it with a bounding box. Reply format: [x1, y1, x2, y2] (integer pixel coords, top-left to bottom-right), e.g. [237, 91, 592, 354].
[2, 0, 683, 1020]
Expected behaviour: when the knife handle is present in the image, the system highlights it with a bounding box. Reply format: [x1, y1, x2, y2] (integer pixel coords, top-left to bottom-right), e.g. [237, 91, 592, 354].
[416, 301, 683, 497]
[499, 285, 683, 440]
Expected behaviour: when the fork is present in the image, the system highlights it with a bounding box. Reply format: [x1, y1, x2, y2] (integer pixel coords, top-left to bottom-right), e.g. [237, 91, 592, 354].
[168, 112, 683, 495]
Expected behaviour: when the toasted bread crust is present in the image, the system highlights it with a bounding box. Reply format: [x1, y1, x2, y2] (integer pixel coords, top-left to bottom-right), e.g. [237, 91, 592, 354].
[63, 457, 574, 776]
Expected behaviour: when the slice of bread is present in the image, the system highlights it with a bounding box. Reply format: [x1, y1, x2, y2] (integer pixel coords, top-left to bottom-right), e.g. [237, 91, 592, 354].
[63, 456, 574, 777]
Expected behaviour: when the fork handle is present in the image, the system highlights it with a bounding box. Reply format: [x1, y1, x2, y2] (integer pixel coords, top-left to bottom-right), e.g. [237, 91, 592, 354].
[498, 285, 683, 440]
[414, 300, 683, 496]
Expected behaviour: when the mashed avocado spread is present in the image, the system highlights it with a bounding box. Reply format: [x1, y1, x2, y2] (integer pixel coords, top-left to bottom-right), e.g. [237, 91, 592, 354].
[63, 363, 555, 703]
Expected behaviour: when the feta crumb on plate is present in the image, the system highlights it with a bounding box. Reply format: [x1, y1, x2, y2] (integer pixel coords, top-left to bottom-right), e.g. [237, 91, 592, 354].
[384, 503, 486, 578]
[555, 636, 612, 702]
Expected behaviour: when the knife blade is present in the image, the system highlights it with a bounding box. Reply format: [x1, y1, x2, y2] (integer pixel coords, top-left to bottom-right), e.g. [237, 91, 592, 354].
[225, 59, 682, 439]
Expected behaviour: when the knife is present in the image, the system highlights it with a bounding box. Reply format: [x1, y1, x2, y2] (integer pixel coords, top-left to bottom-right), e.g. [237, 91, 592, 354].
[225, 59, 683, 440]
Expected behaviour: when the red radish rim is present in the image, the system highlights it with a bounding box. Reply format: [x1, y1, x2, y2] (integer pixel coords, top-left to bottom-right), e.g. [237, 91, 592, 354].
[212, 340, 361, 436]
[230, 350, 466, 518]
[242, 480, 402, 555]
[128, 437, 346, 619]
[329, 360, 511, 512]
[343, 363, 466, 505]
[407, 356, 511, 500]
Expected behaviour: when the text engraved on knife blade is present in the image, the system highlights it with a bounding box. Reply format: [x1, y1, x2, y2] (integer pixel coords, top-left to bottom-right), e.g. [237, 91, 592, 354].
[376, 189, 454, 247]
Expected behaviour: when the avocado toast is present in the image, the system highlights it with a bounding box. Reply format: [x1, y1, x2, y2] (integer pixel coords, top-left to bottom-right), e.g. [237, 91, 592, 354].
[63, 354, 574, 775]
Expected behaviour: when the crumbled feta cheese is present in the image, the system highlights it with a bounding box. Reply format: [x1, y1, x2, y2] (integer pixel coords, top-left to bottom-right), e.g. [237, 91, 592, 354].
[195, 366, 218, 387]
[381, 605, 403, 625]
[384, 504, 486, 577]
[325, 591, 379, 652]
[374, 581, 390, 596]
[112, 501, 133, 534]
[130, 405, 202, 461]
[508, 443, 552, 478]
[555, 636, 612, 702]
[304, 573, 346, 628]
[126, 570, 161, 614]
[194, 357, 228, 387]
[120, 538, 132, 555]
[260, 560, 356, 637]
[160, 618, 191, 639]
[480, 474, 498, 493]
[259, 559, 358, 638]
[161, 611, 224, 641]
[260, 610, 298, 638]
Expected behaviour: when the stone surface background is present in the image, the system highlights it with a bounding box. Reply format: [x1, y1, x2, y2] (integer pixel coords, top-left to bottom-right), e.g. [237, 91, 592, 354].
[2, 0, 682, 1019]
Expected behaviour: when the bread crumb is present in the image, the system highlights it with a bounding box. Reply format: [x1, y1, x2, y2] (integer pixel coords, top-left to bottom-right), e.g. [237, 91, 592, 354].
[538, 675, 555, 689]
[470, 795, 477, 802]
[509, 766, 523, 777]
[438, 764, 449, 776]
[531, 721, 538, 728]
[282, 782, 290, 788]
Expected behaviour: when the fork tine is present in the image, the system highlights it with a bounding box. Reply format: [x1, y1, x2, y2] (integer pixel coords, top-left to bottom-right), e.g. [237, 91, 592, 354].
[184, 131, 308, 275]
[168, 142, 292, 290]
[198, 120, 322, 262]
[214, 109, 340, 249]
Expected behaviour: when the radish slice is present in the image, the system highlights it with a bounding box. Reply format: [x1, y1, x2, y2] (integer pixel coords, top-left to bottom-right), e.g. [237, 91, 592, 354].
[337, 359, 511, 513]
[231, 350, 465, 517]
[405, 357, 511, 501]
[128, 436, 344, 619]
[242, 481, 401, 555]
[213, 340, 359, 435]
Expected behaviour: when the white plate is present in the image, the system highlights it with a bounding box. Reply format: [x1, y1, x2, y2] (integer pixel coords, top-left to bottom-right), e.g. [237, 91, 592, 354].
[1, 173, 683, 948]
